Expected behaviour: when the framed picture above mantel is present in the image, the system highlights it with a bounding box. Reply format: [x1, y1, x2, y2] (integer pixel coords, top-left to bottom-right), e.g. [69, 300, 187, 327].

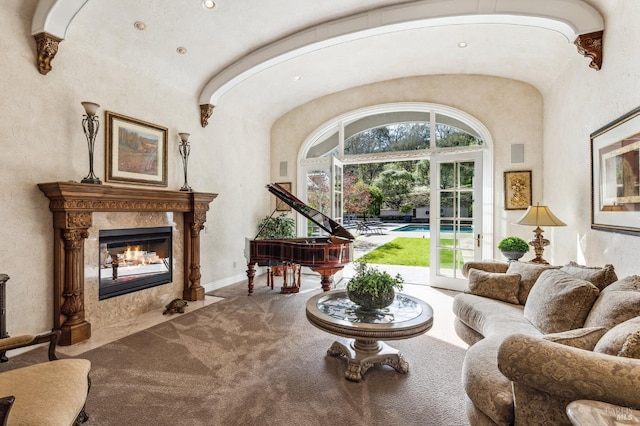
[591, 106, 640, 236]
[105, 111, 168, 187]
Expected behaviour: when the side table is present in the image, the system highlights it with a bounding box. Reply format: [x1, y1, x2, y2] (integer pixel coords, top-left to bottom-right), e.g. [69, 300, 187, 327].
[306, 290, 433, 381]
[567, 400, 640, 425]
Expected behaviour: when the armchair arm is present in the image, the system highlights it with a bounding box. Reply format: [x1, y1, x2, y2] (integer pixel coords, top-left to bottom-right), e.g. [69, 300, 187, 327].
[0, 330, 61, 361]
[498, 333, 640, 409]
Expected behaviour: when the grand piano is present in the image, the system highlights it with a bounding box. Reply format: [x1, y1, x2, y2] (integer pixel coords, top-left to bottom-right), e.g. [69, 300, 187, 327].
[245, 183, 355, 295]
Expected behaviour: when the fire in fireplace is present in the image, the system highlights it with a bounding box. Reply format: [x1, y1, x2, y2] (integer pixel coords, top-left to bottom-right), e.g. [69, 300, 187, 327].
[99, 226, 172, 300]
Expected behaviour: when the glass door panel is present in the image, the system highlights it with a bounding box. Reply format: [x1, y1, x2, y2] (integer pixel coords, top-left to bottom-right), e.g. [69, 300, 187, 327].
[431, 152, 482, 291]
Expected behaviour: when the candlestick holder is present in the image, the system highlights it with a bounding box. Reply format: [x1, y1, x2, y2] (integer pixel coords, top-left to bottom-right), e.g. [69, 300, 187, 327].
[178, 132, 192, 192]
[80, 101, 102, 184]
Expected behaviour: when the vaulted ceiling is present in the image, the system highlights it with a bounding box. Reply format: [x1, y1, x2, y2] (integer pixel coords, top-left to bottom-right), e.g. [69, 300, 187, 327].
[31, 0, 604, 126]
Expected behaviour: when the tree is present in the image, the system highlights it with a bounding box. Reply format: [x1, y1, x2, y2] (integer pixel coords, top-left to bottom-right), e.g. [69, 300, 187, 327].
[372, 169, 415, 210]
[344, 174, 372, 219]
[368, 185, 383, 217]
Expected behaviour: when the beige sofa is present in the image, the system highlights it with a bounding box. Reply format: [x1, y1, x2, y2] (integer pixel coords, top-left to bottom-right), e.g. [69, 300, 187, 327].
[453, 261, 640, 425]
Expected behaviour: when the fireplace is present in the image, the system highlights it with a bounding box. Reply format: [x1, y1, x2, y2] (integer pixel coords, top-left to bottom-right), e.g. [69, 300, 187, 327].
[99, 227, 172, 300]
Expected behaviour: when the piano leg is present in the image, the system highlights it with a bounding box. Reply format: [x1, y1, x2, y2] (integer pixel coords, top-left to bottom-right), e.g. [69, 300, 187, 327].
[312, 267, 343, 292]
[246, 263, 256, 295]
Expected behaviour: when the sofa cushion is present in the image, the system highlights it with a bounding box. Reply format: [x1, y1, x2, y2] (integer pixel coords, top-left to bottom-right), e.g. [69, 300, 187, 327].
[584, 275, 640, 329]
[523, 269, 599, 334]
[560, 261, 618, 291]
[506, 262, 558, 304]
[467, 268, 521, 304]
[542, 326, 607, 350]
[453, 293, 538, 338]
[594, 316, 640, 356]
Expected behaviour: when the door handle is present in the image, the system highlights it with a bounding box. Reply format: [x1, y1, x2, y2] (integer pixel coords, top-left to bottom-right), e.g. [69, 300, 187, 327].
[476, 234, 481, 248]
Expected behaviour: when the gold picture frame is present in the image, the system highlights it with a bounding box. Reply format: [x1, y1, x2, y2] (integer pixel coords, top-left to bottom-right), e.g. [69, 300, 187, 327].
[105, 111, 168, 187]
[504, 170, 532, 210]
[275, 182, 292, 211]
[591, 106, 640, 235]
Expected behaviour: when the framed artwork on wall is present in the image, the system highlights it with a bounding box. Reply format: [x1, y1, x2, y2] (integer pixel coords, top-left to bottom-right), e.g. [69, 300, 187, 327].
[504, 170, 532, 210]
[591, 106, 640, 235]
[275, 182, 292, 211]
[105, 111, 168, 187]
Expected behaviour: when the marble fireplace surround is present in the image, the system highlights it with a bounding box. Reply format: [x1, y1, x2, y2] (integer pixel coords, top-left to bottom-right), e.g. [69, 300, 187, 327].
[38, 182, 217, 346]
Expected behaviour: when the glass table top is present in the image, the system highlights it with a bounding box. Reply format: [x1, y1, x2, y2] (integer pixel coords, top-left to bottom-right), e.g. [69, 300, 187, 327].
[316, 292, 424, 324]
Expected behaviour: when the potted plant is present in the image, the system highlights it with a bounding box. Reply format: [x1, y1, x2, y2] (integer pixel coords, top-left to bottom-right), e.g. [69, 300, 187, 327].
[498, 236, 530, 261]
[346, 261, 404, 310]
[256, 214, 295, 239]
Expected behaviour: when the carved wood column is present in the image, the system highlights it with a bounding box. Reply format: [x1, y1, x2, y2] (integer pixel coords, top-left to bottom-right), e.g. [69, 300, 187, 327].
[38, 182, 217, 345]
[54, 212, 92, 345]
[182, 193, 214, 301]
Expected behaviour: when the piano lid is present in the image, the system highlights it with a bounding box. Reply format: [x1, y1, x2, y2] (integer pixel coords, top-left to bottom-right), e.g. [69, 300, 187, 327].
[267, 183, 354, 241]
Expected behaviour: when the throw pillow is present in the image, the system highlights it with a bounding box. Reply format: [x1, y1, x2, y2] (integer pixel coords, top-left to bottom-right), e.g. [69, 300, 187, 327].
[467, 268, 521, 304]
[594, 316, 640, 355]
[583, 275, 640, 329]
[506, 262, 558, 304]
[542, 326, 607, 350]
[462, 261, 509, 278]
[524, 269, 600, 334]
[618, 330, 640, 359]
[559, 261, 618, 291]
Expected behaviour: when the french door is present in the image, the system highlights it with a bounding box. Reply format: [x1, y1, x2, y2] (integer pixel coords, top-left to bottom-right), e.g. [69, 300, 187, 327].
[299, 157, 344, 236]
[430, 151, 483, 291]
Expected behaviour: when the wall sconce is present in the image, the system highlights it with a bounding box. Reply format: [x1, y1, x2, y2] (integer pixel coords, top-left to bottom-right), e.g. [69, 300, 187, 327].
[514, 203, 566, 264]
[178, 132, 192, 192]
[80, 101, 102, 184]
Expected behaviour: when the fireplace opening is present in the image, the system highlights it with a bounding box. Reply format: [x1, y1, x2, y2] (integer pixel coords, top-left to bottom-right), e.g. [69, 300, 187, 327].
[99, 226, 172, 300]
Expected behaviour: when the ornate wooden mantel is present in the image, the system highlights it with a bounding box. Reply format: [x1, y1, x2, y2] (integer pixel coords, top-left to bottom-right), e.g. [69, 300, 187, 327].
[38, 181, 217, 345]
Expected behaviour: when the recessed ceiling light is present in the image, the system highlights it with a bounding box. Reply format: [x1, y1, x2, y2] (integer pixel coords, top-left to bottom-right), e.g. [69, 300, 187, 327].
[176, 47, 187, 55]
[293, 75, 302, 81]
[134, 21, 147, 31]
[202, 0, 217, 9]
[458, 42, 468, 48]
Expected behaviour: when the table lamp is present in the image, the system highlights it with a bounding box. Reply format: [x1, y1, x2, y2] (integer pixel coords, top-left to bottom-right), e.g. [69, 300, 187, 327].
[514, 203, 566, 264]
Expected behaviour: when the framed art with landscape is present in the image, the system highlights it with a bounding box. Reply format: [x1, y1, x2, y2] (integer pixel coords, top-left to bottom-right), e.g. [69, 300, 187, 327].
[105, 111, 168, 187]
[591, 106, 640, 236]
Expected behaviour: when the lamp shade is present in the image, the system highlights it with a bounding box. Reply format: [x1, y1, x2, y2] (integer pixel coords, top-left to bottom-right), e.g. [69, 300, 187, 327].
[515, 203, 566, 227]
[81, 101, 100, 116]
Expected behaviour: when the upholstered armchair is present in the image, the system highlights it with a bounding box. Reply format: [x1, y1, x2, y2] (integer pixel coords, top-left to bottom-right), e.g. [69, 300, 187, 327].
[0, 330, 91, 425]
[498, 333, 640, 425]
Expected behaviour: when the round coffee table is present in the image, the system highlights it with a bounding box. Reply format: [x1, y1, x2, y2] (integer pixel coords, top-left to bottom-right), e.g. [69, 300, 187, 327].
[306, 290, 433, 381]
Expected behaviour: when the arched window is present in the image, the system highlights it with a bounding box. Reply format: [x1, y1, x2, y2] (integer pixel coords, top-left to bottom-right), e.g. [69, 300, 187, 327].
[298, 103, 494, 291]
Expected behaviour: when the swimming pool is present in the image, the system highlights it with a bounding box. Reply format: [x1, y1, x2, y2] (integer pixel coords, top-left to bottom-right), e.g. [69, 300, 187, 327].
[393, 224, 474, 233]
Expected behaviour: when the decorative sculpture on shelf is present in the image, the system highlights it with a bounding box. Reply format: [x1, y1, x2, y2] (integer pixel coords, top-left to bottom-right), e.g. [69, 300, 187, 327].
[80, 102, 102, 184]
[178, 132, 192, 191]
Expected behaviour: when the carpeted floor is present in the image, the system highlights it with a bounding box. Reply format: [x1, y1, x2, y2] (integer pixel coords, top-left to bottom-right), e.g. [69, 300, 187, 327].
[2, 282, 468, 426]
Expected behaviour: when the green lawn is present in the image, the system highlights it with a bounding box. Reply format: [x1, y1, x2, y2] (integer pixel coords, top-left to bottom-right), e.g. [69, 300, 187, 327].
[357, 237, 463, 268]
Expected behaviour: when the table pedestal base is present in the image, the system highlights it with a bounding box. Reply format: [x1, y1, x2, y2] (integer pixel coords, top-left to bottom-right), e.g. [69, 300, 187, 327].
[327, 338, 408, 382]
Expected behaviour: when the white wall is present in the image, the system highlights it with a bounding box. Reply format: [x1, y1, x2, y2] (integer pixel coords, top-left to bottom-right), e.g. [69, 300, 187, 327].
[543, 1, 640, 278]
[272, 74, 544, 258]
[0, 1, 270, 336]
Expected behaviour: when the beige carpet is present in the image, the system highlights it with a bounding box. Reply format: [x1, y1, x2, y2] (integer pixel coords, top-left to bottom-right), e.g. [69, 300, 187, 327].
[2, 281, 468, 426]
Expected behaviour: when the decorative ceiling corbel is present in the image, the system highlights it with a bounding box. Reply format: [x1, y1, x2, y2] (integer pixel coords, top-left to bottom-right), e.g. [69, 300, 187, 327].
[575, 30, 603, 71]
[33, 32, 62, 75]
[200, 104, 215, 128]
